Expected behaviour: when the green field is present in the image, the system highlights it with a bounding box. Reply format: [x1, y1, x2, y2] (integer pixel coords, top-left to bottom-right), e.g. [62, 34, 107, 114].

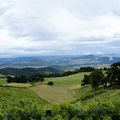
[0, 71, 119, 106]
[0, 87, 49, 114]
[30, 84, 77, 104]
[0, 87, 49, 105]
[0, 72, 90, 104]
[30, 72, 90, 104]
[75, 86, 120, 104]
[0, 78, 7, 85]
[0, 72, 87, 104]
[0, 71, 120, 119]
[0, 72, 91, 104]
[45, 72, 90, 85]
[5, 83, 33, 88]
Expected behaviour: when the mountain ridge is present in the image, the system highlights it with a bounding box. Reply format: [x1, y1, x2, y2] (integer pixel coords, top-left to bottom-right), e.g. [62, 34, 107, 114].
[0, 54, 120, 69]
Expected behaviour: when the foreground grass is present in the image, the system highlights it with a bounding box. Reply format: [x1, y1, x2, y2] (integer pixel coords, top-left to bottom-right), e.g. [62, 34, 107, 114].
[0, 87, 49, 111]
[74, 85, 120, 107]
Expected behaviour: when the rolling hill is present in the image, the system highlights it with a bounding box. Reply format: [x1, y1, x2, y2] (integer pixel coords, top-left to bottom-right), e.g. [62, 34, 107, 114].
[0, 67, 63, 77]
[0, 54, 120, 69]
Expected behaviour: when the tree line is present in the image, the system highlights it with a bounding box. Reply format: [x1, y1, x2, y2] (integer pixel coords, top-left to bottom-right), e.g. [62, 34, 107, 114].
[6, 66, 108, 84]
[6, 67, 97, 83]
[81, 62, 120, 89]
[7, 74, 44, 83]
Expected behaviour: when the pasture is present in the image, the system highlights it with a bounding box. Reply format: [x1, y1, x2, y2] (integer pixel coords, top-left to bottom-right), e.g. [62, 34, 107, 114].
[30, 72, 90, 104]
[0, 86, 49, 114]
[0, 69, 119, 119]
[5, 83, 32, 88]
[45, 72, 90, 85]
[0, 78, 7, 85]
[0, 72, 91, 104]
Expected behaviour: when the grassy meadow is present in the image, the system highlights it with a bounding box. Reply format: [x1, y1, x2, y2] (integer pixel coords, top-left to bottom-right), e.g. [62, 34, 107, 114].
[0, 78, 7, 85]
[0, 71, 118, 106]
[0, 72, 90, 104]
[0, 71, 120, 119]
[0, 86, 51, 119]
[45, 72, 90, 85]
[30, 72, 90, 104]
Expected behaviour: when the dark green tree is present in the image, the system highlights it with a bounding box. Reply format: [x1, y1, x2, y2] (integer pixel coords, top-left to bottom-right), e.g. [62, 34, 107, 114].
[105, 62, 120, 87]
[90, 70, 105, 89]
[81, 75, 90, 86]
[48, 81, 54, 86]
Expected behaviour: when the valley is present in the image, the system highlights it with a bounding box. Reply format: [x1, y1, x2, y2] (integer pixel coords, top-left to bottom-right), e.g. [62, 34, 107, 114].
[0, 54, 120, 69]
[0, 62, 120, 119]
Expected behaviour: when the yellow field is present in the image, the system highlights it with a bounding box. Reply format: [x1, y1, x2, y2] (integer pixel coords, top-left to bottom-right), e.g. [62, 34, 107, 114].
[5, 83, 32, 88]
[30, 84, 80, 104]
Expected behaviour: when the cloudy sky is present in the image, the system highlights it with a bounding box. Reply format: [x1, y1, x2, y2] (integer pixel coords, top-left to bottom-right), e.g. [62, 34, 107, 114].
[0, 0, 120, 57]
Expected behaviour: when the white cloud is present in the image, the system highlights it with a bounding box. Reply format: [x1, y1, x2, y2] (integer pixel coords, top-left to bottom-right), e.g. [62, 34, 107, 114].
[0, 0, 120, 56]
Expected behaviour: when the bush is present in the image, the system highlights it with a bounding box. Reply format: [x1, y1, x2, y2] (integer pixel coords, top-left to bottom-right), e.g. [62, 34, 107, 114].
[0, 99, 120, 119]
[48, 81, 54, 86]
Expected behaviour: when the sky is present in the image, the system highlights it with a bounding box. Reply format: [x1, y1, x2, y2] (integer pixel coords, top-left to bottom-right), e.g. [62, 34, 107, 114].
[0, 0, 120, 57]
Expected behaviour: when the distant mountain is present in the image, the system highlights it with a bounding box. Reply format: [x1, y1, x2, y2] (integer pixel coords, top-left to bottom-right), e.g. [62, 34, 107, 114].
[0, 54, 120, 69]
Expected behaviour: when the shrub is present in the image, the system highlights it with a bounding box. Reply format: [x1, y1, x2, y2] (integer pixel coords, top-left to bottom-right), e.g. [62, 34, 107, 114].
[48, 81, 54, 86]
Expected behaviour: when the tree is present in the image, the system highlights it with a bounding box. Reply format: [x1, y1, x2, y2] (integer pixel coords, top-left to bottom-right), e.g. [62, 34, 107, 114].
[90, 70, 105, 89]
[81, 75, 90, 86]
[30, 74, 44, 82]
[80, 67, 95, 72]
[7, 76, 27, 83]
[105, 62, 120, 87]
[6, 76, 15, 83]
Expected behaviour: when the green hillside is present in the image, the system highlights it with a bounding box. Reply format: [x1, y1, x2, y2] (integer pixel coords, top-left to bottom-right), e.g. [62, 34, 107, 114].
[0, 86, 50, 119]
[0, 69, 120, 119]
[45, 72, 90, 85]
[30, 72, 90, 104]
[0, 78, 7, 85]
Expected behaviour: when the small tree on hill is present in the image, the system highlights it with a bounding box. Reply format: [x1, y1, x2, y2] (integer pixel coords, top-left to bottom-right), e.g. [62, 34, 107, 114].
[90, 70, 105, 89]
